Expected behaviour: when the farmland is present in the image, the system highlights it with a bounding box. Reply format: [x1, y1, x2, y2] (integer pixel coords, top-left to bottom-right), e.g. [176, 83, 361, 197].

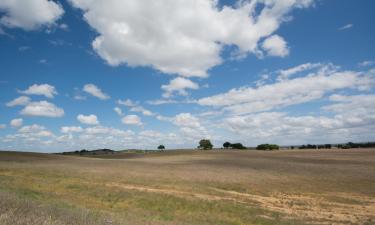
[0, 149, 374, 225]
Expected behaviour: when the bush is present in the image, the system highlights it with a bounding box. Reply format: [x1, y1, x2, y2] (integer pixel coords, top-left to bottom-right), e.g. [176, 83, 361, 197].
[157, 145, 165, 150]
[230, 143, 246, 149]
[256, 144, 279, 150]
[198, 139, 213, 150]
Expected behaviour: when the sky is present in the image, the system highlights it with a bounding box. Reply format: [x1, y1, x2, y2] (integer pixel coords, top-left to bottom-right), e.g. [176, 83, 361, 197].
[0, 0, 375, 152]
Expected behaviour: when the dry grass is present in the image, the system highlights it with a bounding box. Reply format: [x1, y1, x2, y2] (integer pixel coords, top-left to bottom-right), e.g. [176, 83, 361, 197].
[0, 149, 374, 225]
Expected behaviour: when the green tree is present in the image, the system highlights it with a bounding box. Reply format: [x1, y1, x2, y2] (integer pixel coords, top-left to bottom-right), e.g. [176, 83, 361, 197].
[198, 139, 213, 150]
[157, 145, 165, 151]
[223, 142, 231, 149]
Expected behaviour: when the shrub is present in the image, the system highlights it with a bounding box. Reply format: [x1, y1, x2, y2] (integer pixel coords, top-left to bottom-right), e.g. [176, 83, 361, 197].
[256, 144, 279, 150]
[230, 143, 246, 149]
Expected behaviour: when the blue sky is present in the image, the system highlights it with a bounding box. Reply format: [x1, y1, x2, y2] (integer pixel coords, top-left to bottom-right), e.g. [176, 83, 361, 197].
[0, 0, 375, 152]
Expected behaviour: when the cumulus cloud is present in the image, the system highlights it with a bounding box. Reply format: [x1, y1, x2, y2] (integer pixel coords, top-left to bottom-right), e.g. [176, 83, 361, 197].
[6, 96, 31, 107]
[262, 35, 289, 57]
[10, 118, 23, 128]
[162, 77, 199, 98]
[18, 84, 57, 98]
[0, 0, 64, 30]
[20, 101, 64, 117]
[198, 64, 374, 115]
[69, 0, 313, 77]
[121, 115, 142, 126]
[83, 84, 110, 100]
[77, 114, 99, 125]
[60, 126, 83, 133]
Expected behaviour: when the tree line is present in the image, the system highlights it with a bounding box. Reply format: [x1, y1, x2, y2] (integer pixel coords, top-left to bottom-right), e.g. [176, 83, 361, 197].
[157, 140, 375, 151]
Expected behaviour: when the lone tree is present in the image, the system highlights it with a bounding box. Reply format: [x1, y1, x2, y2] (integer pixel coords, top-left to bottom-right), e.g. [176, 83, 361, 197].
[157, 145, 165, 151]
[223, 142, 231, 149]
[198, 139, 213, 150]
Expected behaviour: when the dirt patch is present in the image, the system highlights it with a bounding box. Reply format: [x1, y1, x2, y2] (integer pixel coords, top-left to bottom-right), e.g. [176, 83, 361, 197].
[108, 182, 375, 224]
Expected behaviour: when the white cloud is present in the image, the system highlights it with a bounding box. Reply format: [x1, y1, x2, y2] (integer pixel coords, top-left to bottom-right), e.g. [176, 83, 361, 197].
[6, 96, 31, 107]
[10, 118, 23, 128]
[173, 113, 201, 129]
[83, 84, 110, 100]
[262, 35, 289, 57]
[121, 115, 142, 126]
[359, 60, 375, 67]
[338, 23, 353, 31]
[74, 95, 87, 100]
[117, 99, 154, 116]
[198, 64, 374, 115]
[18, 124, 54, 137]
[113, 107, 123, 116]
[0, 0, 64, 30]
[69, 0, 313, 77]
[77, 114, 99, 125]
[277, 63, 321, 80]
[129, 106, 154, 116]
[19, 84, 57, 98]
[162, 77, 199, 98]
[0, 124, 6, 129]
[59, 23, 69, 31]
[20, 101, 64, 117]
[61, 126, 83, 133]
[117, 99, 136, 107]
[172, 113, 209, 140]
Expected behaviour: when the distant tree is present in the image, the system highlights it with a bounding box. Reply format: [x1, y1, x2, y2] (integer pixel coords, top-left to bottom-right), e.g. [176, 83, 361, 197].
[230, 143, 246, 149]
[223, 142, 231, 149]
[198, 139, 213, 150]
[157, 145, 165, 151]
[256, 144, 279, 150]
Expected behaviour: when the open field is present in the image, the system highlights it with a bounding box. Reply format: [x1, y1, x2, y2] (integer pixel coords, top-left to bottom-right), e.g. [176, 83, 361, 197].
[0, 149, 374, 225]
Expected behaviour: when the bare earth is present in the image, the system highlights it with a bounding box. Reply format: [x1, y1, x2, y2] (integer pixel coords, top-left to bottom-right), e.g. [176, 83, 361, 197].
[0, 149, 374, 225]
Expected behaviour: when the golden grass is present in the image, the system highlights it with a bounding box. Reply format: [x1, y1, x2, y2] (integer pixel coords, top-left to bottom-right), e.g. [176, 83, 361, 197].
[0, 149, 374, 224]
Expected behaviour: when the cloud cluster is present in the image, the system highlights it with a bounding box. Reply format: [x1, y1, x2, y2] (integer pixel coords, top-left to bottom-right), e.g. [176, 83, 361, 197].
[224, 93, 375, 145]
[69, 0, 313, 77]
[0, 0, 64, 30]
[198, 64, 374, 115]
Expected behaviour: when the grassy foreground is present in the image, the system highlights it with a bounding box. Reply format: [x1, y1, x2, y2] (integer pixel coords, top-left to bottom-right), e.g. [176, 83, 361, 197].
[0, 149, 374, 225]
